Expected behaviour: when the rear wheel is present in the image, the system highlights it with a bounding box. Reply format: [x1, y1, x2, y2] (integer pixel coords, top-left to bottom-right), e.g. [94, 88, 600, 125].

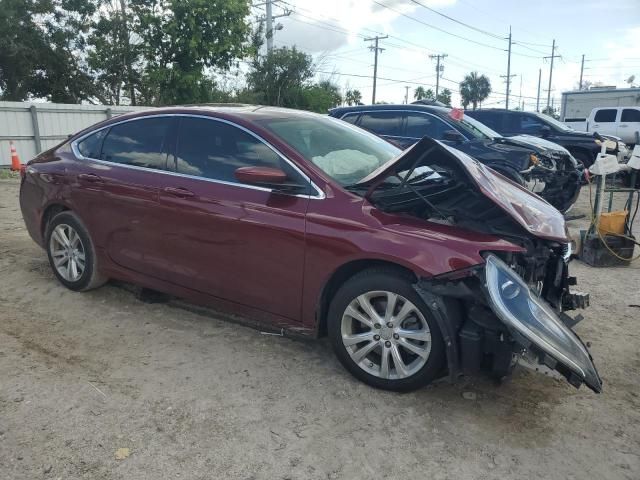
[328, 269, 446, 391]
[45, 211, 106, 291]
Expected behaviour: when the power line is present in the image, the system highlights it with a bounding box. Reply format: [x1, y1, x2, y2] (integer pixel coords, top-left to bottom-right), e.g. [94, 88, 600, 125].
[371, 0, 506, 52]
[408, 0, 504, 40]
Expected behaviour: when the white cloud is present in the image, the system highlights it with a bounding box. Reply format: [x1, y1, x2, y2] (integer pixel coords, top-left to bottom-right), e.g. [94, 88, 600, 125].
[273, 0, 457, 53]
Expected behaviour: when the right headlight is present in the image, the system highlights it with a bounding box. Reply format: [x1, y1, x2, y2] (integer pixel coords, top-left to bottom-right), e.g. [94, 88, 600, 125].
[484, 254, 601, 391]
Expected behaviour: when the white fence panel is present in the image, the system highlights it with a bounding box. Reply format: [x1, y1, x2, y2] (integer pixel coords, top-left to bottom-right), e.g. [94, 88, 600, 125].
[0, 101, 151, 166]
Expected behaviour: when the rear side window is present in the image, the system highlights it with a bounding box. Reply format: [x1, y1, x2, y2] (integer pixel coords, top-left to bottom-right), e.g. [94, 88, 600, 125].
[594, 109, 617, 122]
[471, 112, 501, 131]
[174, 117, 302, 185]
[77, 129, 107, 159]
[340, 114, 359, 125]
[101, 117, 172, 169]
[621, 108, 640, 122]
[405, 113, 452, 140]
[358, 112, 402, 136]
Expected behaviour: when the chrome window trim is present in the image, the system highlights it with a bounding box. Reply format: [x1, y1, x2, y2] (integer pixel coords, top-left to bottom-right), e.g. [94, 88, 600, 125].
[71, 113, 325, 200]
[340, 109, 470, 141]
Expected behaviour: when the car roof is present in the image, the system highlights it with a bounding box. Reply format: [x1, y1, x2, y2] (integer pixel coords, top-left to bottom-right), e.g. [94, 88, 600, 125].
[115, 104, 331, 124]
[467, 109, 528, 114]
[329, 104, 452, 116]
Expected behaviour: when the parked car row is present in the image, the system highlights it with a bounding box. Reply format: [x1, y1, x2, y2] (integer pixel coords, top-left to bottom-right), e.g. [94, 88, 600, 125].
[466, 108, 630, 166]
[329, 103, 583, 213]
[19, 105, 600, 393]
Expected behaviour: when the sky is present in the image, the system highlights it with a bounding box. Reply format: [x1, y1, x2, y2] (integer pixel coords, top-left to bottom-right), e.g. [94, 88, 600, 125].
[254, 0, 640, 110]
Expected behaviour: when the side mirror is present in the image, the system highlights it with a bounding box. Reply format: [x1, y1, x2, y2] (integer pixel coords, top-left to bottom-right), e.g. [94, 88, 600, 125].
[443, 130, 464, 143]
[540, 125, 551, 138]
[235, 166, 287, 186]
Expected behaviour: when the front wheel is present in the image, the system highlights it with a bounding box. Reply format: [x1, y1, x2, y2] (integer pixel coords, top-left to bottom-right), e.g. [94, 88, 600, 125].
[328, 269, 446, 392]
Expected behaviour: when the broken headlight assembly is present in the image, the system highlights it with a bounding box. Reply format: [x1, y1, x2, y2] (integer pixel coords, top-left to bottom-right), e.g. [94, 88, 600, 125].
[484, 254, 602, 392]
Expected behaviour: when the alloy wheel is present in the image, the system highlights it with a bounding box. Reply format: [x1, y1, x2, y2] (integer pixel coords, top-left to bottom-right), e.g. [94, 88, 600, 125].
[340, 290, 432, 380]
[49, 223, 86, 282]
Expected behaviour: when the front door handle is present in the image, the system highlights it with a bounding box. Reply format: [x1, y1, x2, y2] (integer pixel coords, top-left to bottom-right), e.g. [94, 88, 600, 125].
[163, 186, 195, 198]
[77, 173, 103, 183]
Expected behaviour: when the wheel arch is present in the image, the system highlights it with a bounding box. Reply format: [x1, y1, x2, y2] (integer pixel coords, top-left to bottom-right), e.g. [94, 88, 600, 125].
[567, 146, 596, 167]
[41, 203, 71, 239]
[315, 258, 418, 338]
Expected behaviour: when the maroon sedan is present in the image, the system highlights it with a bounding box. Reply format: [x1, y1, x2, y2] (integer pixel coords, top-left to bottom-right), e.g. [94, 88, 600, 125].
[19, 106, 601, 392]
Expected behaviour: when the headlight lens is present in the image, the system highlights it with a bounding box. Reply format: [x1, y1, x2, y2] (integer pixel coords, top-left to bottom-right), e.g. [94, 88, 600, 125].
[485, 254, 601, 391]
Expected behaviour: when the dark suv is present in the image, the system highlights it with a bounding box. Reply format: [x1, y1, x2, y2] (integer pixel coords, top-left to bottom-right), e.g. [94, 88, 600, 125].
[465, 109, 620, 167]
[329, 104, 582, 213]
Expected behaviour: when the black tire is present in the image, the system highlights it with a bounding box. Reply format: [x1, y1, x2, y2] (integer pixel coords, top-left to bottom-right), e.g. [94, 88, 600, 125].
[491, 165, 526, 186]
[571, 150, 594, 169]
[45, 211, 107, 291]
[327, 268, 446, 392]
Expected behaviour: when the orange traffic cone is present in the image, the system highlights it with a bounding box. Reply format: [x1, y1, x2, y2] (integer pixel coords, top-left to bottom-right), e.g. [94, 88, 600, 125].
[10, 141, 22, 171]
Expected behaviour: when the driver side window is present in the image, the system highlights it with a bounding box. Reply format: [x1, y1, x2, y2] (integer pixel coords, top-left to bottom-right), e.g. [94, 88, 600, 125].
[173, 117, 306, 188]
[405, 113, 452, 140]
[519, 114, 545, 134]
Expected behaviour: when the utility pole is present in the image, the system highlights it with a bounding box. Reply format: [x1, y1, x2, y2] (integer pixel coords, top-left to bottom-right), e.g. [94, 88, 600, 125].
[404, 86, 410, 104]
[260, 0, 291, 53]
[579, 54, 585, 90]
[536, 68, 541, 112]
[544, 39, 559, 111]
[503, 26, 513, 110]
[518, 74, 523, 110]
[365, 35, 388, 104]
[429, 53, 447, 97]
[266, 0, 273, 52]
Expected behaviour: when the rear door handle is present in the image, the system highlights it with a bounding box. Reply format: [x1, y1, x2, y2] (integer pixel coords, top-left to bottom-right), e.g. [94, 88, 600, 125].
[162, 186, 194, 198]
[77, 173, 103, 183]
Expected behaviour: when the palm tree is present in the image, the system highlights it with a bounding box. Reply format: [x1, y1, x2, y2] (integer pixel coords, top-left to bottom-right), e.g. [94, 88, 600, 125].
[437, 88, 452, 107]
[413, 86, 434, 101]
[345, 89, 362, 106]
[459, 72, 491, 110]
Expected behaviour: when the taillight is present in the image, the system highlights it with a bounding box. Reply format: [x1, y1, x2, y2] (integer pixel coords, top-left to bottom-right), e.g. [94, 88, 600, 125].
[20, 164, 27, 179]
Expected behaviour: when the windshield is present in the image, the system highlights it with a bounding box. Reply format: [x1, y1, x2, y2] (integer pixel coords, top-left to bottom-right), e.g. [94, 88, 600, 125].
[533, 112, 574, 132]
[453, 113, 501, 140]
[256, 115, 401, 185]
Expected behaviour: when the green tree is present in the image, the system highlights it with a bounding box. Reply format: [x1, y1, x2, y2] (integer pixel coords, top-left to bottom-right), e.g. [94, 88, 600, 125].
[133, 0, 252, 105]
[414, 86, 434, 101]
[437, 88, 452, 107]
[88, 0, 141, 105]
[345, 89, 362, 106]
[459, 72, 491, 110]
[541, 105, 559, 120]
[0, 0, 98, 102]
[246, 47, 314, 107]
[0, 0, 49, 100]
[303, 80, 342, 112]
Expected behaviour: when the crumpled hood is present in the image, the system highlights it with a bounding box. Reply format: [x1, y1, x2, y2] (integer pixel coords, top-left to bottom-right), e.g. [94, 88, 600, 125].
[498, 134, 571, 156]
[358, 137, 569, 243]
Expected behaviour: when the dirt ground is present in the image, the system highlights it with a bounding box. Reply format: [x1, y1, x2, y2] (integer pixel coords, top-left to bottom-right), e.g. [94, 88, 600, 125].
[1, 176, 639, 480]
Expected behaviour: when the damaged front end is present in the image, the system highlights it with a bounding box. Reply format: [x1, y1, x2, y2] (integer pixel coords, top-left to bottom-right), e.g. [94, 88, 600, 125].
[519, 149, 583, 213]
[354, 137, 601, 392]
[413, 248, 601, 393]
